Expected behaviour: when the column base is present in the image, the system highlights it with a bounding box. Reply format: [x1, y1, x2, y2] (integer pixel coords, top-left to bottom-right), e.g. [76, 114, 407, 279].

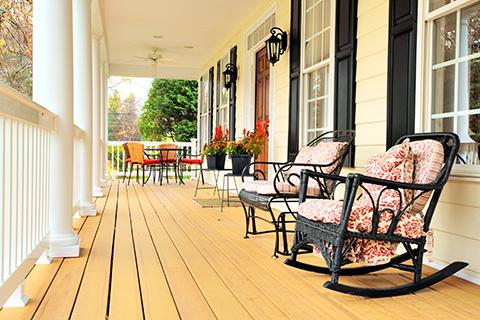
[77, 201, 97, 216]
[49, 233, 81, 258]
[93, 186, 104, 198]
[2, 283, 29, 308]
[36, 250, 52, 265]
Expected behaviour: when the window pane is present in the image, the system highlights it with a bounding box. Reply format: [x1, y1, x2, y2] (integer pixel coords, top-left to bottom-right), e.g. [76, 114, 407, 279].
[308, 68, 327, 99]
[314, 2, 323, 32]
[432, 117, 454, 132]
[458, 58, 480, 111]
[460, 3, 480, 57]
[432, 64, 455, 114]
[305, 9, 314, 40]
[323, 31, 330, 60]
[305, 40, 313, 68]
[433, 13, 457, 64]
[313, 34, 323, 65]
[429, 0, 452, 12]
[308, 102, 315, 129]
[315, 99, 326, 129]
[458, 115, 480, 164]
[324, 0, 331, 28]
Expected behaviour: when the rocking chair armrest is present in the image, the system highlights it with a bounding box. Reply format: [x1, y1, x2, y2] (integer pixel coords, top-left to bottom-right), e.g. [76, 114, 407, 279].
[241, 160, 288, 182]
[348, 173, 438, 191]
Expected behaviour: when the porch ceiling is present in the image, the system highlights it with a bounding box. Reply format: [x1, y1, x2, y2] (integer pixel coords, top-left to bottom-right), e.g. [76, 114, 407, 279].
[101, 0, 263, 80]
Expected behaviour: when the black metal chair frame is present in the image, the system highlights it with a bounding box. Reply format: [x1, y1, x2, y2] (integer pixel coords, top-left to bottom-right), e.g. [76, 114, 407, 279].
[238, 130, 355, 258]
[285, 132, 468, 298]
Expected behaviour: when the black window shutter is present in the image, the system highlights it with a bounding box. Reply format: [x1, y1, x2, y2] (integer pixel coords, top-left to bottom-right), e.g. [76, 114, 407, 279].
[386, 0, 417, 148]
[333, 0, 358, 167]
[216, 60, 221, 127]
[228, 46, 238, 140]
[287, 0, 302, 159]
[207, 66, 214, 142]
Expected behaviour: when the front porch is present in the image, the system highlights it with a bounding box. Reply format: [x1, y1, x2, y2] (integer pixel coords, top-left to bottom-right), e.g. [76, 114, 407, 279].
[1, 181, 478, 320]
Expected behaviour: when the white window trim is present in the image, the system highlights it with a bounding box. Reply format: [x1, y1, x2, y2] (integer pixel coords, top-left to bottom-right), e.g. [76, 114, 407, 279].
[299, 0, 336, 146]
[198, 73, 210, 148]
[416, 0, 480, 178]
[218, 54, 230, 131]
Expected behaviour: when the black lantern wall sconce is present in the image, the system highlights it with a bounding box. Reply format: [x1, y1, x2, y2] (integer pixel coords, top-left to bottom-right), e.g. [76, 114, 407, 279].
[265, 27, 288, 66]
[222, 63, 237, 90]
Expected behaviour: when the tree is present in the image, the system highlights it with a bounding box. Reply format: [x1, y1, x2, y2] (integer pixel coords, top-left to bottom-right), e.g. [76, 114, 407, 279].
[108, 90, 140, 141]
[0, 0, 33, 97]
[139, 79, 198, 141]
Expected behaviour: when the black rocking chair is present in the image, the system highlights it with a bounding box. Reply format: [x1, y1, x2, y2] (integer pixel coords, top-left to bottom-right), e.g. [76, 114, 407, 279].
[238, 130, 355, 258]
[285, 132, 468, 298]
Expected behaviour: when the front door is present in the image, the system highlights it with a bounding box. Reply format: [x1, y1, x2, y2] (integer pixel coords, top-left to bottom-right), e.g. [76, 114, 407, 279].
[255, 46, 270, 179]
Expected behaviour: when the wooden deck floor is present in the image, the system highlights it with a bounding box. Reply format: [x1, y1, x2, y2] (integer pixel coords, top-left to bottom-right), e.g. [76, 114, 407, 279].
[1, 180, 480, 320]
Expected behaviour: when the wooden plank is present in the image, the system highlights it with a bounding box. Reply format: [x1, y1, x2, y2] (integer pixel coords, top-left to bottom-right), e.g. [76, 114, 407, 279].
[146, 184, 372, 319]
[70, 182, 119, 320]
[127, 186, 180, 320]
[31, 184, 112, 320]
[135, 186, 216, 319]
[0, 184, 111, 320]
[134, 185, 257, 319]
[108, 184, 143, 320]
[0, 260, 62, 320]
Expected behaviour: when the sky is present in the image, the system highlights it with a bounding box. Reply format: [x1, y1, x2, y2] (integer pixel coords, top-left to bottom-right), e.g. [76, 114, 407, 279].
[108, 76, 153, 108]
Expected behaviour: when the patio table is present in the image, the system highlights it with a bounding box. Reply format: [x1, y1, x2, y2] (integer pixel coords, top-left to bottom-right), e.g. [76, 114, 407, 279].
[144, 147, 184, 185]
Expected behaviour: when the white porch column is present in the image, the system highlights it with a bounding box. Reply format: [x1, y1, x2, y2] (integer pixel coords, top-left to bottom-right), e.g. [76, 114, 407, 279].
[92, 36, 103, 197]
[103, 64, 109, 182]
[74, 0, 96, 216]
[33, 0, 80, 257]
[99, 63, 107, 186]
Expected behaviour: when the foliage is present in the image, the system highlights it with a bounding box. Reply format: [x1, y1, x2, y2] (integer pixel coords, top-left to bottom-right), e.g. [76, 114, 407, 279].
[204, 125, 228, 156]
[226, 120, 269, 157]
[108, 89, 140, 141]
[0, 0, 33, 97]
[139, 79, 197, 141]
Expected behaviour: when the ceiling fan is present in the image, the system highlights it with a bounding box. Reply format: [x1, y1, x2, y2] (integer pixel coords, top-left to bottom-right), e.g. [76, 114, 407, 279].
[133, 48, 174, 77]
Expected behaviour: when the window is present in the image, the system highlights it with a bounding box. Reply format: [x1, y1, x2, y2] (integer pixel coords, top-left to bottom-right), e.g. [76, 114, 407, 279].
[199, 72, 209, 147]
[301, 0, 333, 143]
[425, 1, 480, 166]
[218, 55, 229, 130]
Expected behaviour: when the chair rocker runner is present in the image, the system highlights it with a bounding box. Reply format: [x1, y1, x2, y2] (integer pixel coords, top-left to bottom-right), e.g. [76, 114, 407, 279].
[285, 133, 468, 298]
[238, 130, 355, 258]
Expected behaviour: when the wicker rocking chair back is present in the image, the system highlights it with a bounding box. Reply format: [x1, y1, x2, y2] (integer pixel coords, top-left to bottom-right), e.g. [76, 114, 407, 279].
[286, 132, 468, 298]
[127, 142, 145, 164]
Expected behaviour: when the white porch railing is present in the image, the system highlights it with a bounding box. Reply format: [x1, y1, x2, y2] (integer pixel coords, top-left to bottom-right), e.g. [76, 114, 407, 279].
[0, 84, 56, 306]
[107, 139, 198, 179]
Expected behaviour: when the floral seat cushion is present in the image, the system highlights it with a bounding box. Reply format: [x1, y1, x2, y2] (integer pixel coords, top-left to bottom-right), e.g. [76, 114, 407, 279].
[298, 199, 424, 265]
[242, 141, 348, 197]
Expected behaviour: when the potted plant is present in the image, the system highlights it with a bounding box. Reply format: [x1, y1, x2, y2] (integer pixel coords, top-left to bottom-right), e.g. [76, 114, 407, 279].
[204, 125, 228, 170]
[226, 120, 269, 175]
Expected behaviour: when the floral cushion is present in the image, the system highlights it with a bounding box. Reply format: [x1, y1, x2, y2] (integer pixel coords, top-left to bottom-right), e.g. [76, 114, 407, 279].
[361, 139, 414, 210]
[298, 199, 424, 265]
[409, 140, 444, 213]
[289, 141, 348, 189]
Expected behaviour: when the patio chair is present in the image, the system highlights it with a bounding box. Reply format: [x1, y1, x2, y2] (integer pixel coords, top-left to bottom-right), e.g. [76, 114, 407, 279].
[126, 142, 161, 185]
[238, 130, 355, 258]
[158, 143, 180, 184]
[122, 142, 132, 183]
[285, 132, 468, 298]
[178, 145, 211, 195]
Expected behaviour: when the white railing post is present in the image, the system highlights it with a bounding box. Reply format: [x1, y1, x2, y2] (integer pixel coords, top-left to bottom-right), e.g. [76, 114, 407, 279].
[32, 0, 80, 258]
[92, 36, 103, 197]
[73, 0, 96, 216]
